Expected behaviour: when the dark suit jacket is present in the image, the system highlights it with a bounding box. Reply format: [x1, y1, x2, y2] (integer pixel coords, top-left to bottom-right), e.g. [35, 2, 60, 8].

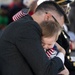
[0, 15, 64, 75]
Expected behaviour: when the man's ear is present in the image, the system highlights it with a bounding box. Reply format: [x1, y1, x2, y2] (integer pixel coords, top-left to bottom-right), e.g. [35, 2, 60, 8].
[44, 13, 52, 21]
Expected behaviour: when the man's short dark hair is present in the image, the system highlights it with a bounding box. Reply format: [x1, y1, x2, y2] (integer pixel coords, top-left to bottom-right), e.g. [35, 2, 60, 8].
[35, 1, 69, 24]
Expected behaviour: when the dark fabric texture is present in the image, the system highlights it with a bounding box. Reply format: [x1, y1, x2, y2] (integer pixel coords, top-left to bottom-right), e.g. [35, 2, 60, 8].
[57, 30, 70, 55]
[0, 15, 64, 75]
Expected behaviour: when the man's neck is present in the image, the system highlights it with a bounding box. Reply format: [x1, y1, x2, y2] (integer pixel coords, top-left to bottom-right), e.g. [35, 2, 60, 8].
[31, 13, 44, 25]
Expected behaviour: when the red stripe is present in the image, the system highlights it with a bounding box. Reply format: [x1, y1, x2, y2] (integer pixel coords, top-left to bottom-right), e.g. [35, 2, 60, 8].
[46, 53, 50, 58]
[50, 49, 54, 52]
[46, 48, 54, 58]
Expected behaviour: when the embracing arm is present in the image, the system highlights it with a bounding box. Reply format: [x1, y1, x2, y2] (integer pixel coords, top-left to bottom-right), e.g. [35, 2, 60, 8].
[55, 43, 69, 75]
[56, 42, 66, 55]
[15, 22, 64, 75]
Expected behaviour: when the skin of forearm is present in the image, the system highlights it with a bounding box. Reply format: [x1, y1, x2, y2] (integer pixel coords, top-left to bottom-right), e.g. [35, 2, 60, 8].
[56, 42, 66, 55]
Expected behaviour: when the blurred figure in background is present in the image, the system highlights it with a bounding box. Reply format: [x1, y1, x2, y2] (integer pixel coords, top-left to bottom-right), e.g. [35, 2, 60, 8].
[23, 0, 38, 15]
[68, 1, 75, 34]
[8, 0, 26, 23]
[28, 0, 38, 15]
[0, 5, 9, 36]
[12, 0, 38, 21]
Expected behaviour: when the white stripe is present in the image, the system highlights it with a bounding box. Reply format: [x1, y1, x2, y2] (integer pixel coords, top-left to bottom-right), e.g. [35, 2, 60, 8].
[48, 50, 53, 54]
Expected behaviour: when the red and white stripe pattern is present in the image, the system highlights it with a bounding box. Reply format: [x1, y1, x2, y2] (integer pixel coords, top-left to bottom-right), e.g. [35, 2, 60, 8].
[12, 10, 26, 21]
[46, 48, 54, 59]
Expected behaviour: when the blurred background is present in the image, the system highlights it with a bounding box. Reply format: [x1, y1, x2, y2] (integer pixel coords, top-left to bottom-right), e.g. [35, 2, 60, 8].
[0, 0, 75, 75]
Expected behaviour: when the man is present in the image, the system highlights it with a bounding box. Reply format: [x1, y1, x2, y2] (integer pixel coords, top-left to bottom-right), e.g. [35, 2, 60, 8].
[0, 1, 68, 75]
[55, 1, 75, 75]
